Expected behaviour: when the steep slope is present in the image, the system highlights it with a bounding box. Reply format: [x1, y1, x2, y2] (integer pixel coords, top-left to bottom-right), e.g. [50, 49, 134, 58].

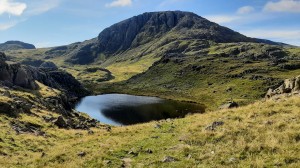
[0, 41, 36, 51]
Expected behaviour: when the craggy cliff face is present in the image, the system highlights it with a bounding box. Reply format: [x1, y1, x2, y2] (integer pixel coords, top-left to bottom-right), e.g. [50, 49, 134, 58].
[0, 52, 89, 98]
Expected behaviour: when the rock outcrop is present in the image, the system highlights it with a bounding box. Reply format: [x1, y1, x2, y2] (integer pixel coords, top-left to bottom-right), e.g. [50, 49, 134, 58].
[0, 52, 89, 98]
[266, 75, 300, 98]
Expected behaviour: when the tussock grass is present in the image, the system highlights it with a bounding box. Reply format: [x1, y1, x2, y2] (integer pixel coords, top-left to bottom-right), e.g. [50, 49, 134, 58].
[1, 95, 300, 167]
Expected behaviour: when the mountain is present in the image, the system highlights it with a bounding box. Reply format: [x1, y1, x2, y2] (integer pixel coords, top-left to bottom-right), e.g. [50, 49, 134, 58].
[64, 11, 264, 64]
[4, 11, 300, 109]
[0, 41, 36, 51]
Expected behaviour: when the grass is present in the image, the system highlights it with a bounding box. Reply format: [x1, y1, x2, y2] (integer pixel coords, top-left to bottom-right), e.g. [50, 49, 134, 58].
[1, 90, 300, 167]
[2, 41, 300, 167]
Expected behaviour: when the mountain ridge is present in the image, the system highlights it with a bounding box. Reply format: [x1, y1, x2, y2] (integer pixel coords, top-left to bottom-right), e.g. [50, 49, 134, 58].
[0, 41, 36, 51]
[64, 11, 282, 65]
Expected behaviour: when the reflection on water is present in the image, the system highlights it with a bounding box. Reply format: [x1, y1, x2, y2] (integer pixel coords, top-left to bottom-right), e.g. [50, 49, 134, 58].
[75, 94, 205, 126]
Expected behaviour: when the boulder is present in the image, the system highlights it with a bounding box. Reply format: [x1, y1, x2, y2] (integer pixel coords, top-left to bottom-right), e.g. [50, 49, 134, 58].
[219, 101, 239, 109]
[162, 156, 178, 163]
[53, 116, 67, 128]
[205, 121, 224, 131]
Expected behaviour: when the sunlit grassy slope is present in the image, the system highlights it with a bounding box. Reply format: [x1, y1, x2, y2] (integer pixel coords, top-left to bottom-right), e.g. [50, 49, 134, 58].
[1, 90, 300, 167]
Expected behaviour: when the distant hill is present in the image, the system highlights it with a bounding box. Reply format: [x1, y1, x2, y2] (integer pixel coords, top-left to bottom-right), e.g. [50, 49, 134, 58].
[0, 41, 36, 51]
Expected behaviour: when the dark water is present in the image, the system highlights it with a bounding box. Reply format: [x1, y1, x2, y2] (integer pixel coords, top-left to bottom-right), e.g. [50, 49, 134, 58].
[75, 94, 205, 126]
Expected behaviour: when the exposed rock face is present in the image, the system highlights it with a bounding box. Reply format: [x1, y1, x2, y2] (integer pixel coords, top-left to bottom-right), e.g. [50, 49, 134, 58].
[0, 52, 89, 98]
[96, 11, 253, 54]
[266, 75, 300, 98]
[66, 11, 258, 64]
[0, 41, 36, 51]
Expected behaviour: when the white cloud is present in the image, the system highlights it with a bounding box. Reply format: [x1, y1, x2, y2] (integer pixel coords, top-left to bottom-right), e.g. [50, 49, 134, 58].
[0, 22, 17, 30]
[205, 15, 241, 24]
[0, 0, 27, 16]
[241, 29, 300, 46]
[237, 6, 255, 14]
[264, 0, 300, 13]
[105, 0, 132, 8]
[25, 0, 60, 15]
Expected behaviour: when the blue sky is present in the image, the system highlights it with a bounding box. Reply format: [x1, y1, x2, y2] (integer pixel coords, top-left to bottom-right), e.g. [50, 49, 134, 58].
[0, 0, 300, 47]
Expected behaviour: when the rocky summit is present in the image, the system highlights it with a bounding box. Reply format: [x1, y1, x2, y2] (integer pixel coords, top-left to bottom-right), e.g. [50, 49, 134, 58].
[66, 11, 262, 64]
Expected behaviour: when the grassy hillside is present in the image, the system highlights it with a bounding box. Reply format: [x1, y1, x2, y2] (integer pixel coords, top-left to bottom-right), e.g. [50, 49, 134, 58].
[1, 87, 299, 167]
[4, 43, 300, 110]
[93, 43, 300, 110]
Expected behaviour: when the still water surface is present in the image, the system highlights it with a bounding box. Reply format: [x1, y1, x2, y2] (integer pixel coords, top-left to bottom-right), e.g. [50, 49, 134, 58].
[75, 94, 205, 126]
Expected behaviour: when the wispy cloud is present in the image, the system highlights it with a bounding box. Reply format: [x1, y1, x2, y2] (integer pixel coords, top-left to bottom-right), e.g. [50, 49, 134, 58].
[0, 0, 27, 16]
[206, 5, 256, 24]
[105, 0, 132, 8]
[0, 0, 61, 31]
[264, 0, 300, 13]
[0, 21, 17, 30]
[205, 15, 241, 24]
[237, 6, 255, 15]
[25, 0, 61, 15]
[241, 29, 300, 46]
